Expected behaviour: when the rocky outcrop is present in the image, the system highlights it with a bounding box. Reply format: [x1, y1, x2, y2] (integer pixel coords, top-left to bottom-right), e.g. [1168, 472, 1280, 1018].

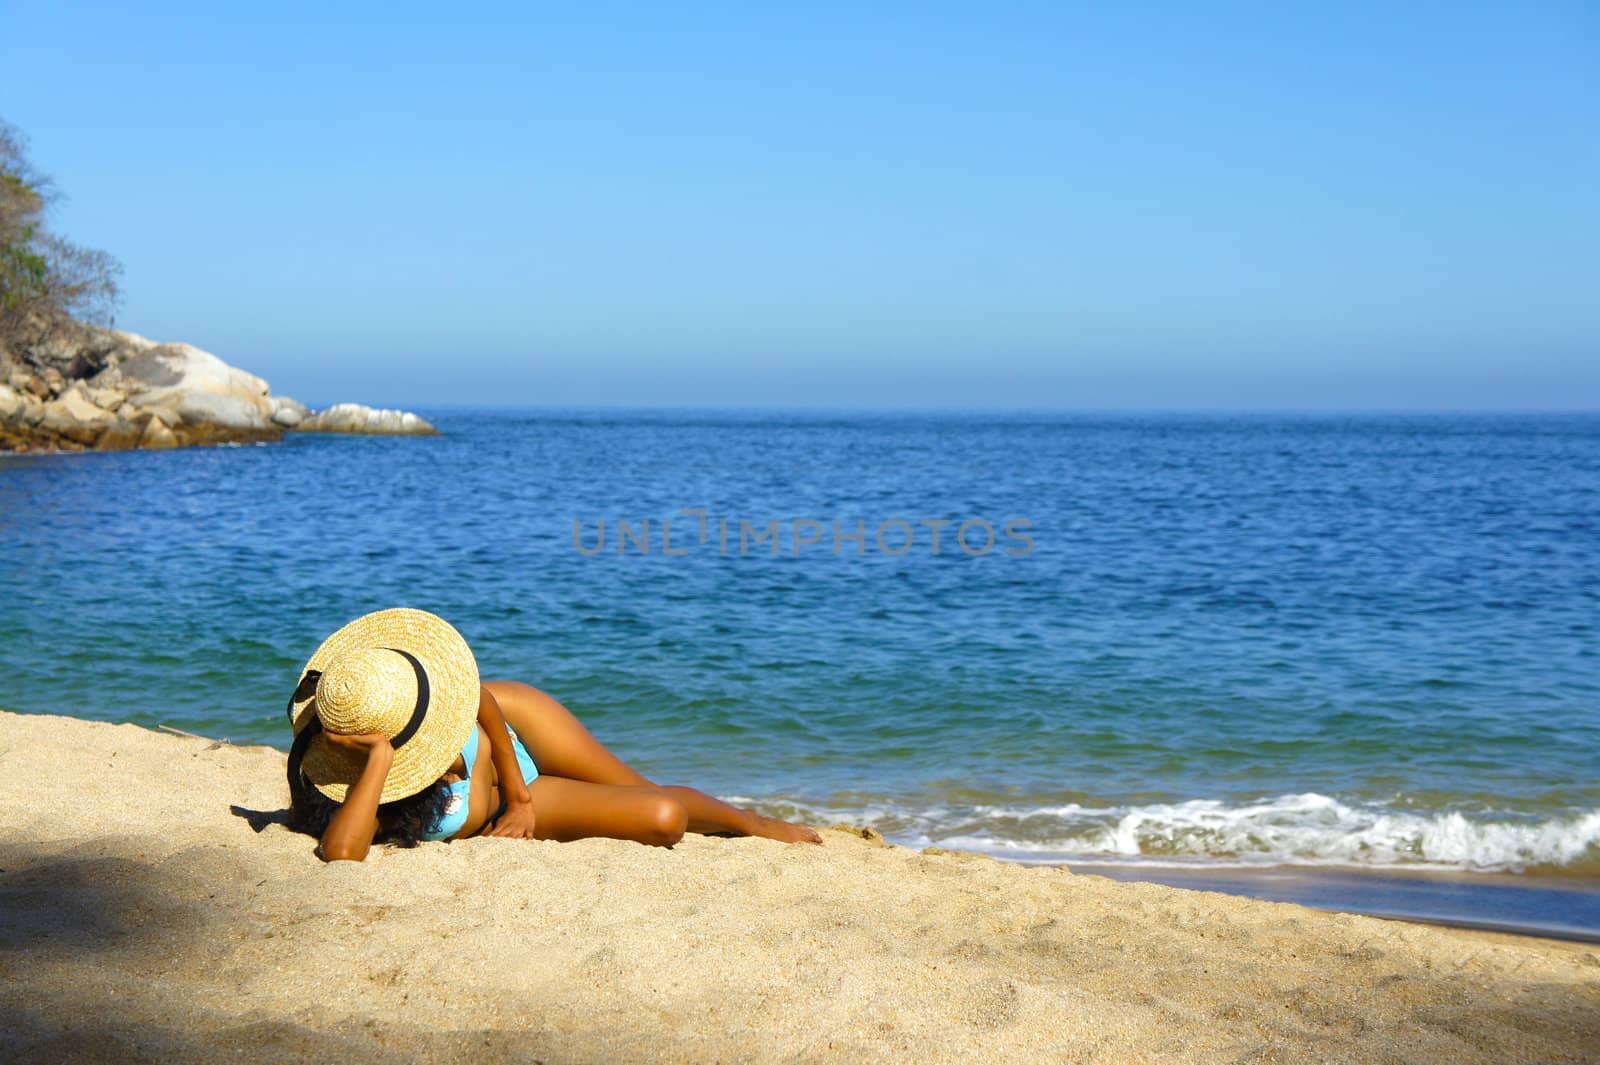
[292, 403, 436, 435]
[0, 312, 436, 453]
[114, 335, 278, 432]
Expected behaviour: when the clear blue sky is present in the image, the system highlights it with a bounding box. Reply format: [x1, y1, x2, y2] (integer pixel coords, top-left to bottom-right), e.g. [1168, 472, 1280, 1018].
[3, 2, 1595, 409]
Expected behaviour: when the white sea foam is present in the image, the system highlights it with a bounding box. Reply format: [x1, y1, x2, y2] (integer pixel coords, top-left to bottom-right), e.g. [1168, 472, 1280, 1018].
[739, 792, 1600, 873]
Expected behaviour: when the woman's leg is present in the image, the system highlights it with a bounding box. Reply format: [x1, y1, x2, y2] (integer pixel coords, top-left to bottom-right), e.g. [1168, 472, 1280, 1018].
[485, 680, 653, 786]
[656, 785, 821, 843]
[487, 680, 821, 844]
[525, 777, 821, 845]
[524, 777, 687, 845]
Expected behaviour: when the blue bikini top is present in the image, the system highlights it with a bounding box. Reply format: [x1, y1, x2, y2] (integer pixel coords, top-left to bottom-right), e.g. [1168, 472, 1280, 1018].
[419, 725, 540, 842]
[421, 726, 480, 842]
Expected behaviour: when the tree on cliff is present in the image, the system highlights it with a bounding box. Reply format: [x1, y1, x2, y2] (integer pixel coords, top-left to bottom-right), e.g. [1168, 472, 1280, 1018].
[0, 118, 122, 345]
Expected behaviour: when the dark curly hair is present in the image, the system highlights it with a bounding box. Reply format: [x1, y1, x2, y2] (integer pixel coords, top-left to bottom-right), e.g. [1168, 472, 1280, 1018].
[288, 772, 453, 848]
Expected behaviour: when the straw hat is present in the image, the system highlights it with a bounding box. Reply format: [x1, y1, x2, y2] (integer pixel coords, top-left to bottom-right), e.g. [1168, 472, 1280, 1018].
[287, 608, 479, 804]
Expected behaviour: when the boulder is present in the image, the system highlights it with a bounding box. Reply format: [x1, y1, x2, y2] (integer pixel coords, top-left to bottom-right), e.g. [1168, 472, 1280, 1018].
[35, 384, 114, 446]
[84, 384, 124, 412]
[270, 395, 311, 428]
[0, 384, 27, 424]
[11, 373, 50, 399]
[119, 343, 276, 432]
[293, 403, 437, 436]
[87, 364, 125, 390]
[138, 413, 178, 450]
[95, 417, 145, 451]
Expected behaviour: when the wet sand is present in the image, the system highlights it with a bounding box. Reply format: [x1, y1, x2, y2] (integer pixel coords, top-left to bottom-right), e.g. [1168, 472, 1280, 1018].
[2, 710, 1597, 1064]
[1076, 863, 1600, 943]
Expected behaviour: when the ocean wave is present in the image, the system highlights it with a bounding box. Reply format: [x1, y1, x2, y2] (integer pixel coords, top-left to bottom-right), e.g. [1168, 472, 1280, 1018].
[738, 792, 1600, 873]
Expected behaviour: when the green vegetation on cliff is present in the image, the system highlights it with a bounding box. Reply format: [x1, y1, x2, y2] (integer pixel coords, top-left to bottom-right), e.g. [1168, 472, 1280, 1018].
[0, 118, 122, 344]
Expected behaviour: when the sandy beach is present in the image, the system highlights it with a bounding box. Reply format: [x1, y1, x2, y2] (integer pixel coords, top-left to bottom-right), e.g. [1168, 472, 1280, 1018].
[1, 710, 1595, 1064]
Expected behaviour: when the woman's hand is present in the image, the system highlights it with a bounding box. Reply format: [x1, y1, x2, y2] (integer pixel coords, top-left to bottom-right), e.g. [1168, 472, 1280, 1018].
[487, 798, 538, 840]
[315, 735, 394, 862]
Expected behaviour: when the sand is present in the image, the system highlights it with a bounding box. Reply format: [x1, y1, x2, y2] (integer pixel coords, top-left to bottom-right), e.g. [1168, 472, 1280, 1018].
[1, 710, 1596, 1064]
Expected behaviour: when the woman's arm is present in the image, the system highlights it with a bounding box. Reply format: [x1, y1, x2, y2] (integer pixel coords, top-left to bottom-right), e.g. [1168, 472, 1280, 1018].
[477, 684, 537, 839]
[316, 734, 393, 862]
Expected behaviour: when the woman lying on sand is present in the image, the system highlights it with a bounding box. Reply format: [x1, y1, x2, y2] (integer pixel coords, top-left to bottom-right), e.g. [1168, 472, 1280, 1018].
[287, 608, 820, 862]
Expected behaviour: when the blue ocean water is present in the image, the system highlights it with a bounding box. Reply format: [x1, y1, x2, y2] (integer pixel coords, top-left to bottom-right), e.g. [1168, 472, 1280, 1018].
[3, 410, 1597, 876]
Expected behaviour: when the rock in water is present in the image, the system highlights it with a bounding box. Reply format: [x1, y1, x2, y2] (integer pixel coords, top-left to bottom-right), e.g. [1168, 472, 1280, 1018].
[270, 395, 311, 428]
[292, 403, 438, 436]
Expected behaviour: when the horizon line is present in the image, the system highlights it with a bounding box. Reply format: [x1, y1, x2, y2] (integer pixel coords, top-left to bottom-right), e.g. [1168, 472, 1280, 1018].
[376, 402, 1600, 416]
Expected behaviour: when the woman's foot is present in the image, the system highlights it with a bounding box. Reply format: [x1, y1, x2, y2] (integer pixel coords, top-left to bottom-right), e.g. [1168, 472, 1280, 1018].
[746, 811, 823, 844]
